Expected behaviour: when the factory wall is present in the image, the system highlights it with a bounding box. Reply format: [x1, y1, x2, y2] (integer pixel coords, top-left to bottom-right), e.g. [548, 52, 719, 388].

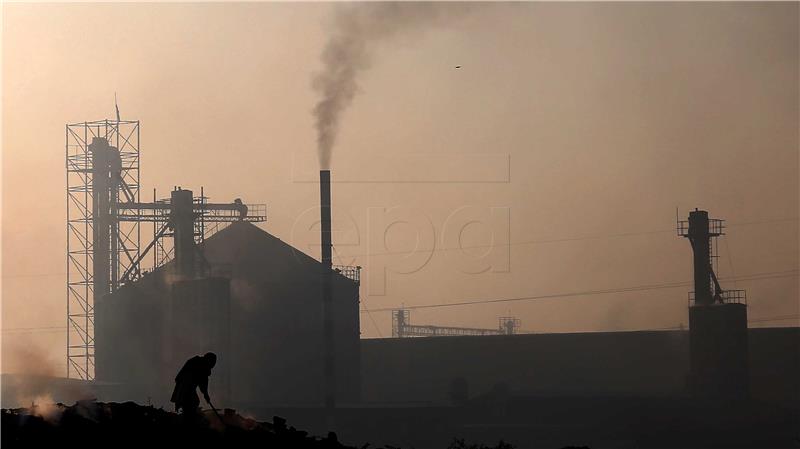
[95, 272, 171, 402]
[95, 222, 361, 407]
[748, 327, 800, 405]
[360, 328, 799, 407]
[201, 222, 361, 406]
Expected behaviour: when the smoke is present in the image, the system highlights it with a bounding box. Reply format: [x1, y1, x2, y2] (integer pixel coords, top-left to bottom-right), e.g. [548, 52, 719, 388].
[312, 2, 469, 168]
[4, 342, 59, 401]
[28, 396, 65, 423]
[2, 342, 92, 410]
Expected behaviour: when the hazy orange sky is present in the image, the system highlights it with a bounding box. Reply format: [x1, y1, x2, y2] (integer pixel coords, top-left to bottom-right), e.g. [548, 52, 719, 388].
[2, 2, 798, 375]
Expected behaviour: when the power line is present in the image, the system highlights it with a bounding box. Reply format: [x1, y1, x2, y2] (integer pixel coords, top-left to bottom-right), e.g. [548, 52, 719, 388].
[362, 269, 799, 313]
[1, 272, 67, 279]
[6, 217, 796, 280]
[337, 229, 669, 260]
[727, 217, 799, 228]
[332, 244, 383, 338]
[1, 329, 70, 335]
[2, 325, 67, 332]
[4, 269, 795, 332]
[6, 293, 796, 336]
[9, 314, 797, 336]
[615, 314, 800, 333]
[334, 216, 798, 259]
[362, 306, 383, 338]
[748, 314, 800, 324]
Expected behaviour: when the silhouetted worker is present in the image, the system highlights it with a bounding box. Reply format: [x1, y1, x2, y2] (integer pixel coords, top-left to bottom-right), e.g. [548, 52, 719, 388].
[233, 198, 247, 220]
[171, 352, 217, 414]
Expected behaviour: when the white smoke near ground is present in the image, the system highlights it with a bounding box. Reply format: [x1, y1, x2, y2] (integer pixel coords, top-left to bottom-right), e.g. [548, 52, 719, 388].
[28, 396, 65, 423]
[4, 342, 59, 405]
[311, 2, 471, 169]
[2, 342, 92, 414]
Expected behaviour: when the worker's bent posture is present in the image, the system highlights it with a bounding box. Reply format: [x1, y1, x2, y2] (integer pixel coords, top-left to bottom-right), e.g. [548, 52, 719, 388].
[171, 352, 217, 413]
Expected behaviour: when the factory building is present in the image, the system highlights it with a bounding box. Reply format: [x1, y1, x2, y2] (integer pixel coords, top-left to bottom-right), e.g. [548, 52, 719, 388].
[63, 121, 797, 428]
[95, 221, 361, 407]
[357, 209, 794, 406]
[359, 327, 799, 407]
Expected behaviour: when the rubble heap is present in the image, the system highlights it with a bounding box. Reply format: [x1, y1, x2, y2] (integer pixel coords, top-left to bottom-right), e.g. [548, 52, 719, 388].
[2, 400, 353, 449]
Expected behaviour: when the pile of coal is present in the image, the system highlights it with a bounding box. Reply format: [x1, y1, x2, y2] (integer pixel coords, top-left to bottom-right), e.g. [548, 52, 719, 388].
[2, 400, 353, 449]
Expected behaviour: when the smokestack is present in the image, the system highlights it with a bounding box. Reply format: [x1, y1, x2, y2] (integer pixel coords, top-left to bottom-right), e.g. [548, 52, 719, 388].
[320, 170, 332, 268]
[319, 170, 335, 419]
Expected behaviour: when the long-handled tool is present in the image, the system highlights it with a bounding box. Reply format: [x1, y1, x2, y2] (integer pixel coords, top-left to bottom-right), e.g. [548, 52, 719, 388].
[208, 400, 224, 424]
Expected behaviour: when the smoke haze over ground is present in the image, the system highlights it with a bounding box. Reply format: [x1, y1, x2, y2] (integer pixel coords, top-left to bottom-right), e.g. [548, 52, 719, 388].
[0, 342, 91, 409]
[2, 2, 798, 368]
[3, 343, 58, 406]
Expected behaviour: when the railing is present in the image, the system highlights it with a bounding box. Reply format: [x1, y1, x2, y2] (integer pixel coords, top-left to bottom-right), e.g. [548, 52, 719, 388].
[688, 289, 747, 306]
[498, 317, 521, 335]
[677, 218, 725, 237]
[333, 265, 361, 284]
[399, 324, 503, 337]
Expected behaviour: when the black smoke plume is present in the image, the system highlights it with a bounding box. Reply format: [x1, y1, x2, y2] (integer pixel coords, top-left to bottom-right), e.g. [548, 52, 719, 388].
[311, 2, 468, 168]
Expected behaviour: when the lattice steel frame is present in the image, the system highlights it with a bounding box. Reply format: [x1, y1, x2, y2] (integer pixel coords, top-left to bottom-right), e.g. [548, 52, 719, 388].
[392, 309, 519, 337]
[146, 191, 268, 274]
[66, 119, 140, 379]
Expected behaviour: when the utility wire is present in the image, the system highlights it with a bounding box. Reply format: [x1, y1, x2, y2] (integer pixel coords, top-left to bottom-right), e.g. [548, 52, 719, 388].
[361, 269, 798, 313]
[7, 314, 797, 336]
[330, 216, 800, 259]
[576, 314, 799, 333]
[5, 308, 797, 336]
[3, 270, 795, 334]
[360, 270, 798, 334]
[2, 326, 69, 333]
[611, 314, 800, 333]
[5, 217, 796, 279]
[333, 244, 382, 337]
[749, 314, 800, 323]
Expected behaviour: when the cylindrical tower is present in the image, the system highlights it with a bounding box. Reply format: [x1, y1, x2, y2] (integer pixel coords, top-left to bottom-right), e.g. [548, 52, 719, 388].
[171, 188, 196, 279]
[91, 137, 113, 299]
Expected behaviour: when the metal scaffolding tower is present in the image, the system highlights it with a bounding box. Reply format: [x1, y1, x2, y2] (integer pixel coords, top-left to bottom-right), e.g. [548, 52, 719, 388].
[67, 120, 140, 380]
[66, 119, 267, 380]
[391, 309, 521, 338]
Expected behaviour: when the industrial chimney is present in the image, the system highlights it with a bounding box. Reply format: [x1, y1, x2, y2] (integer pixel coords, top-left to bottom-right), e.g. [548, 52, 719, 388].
[319, 170, 335, 415]
[320, 170, 332, 268]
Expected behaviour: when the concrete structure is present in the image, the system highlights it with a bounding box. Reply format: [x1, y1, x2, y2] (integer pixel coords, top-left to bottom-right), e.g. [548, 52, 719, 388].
[679, 209, 750, 399]
[688, 302, 749, 398]
[360, 327, 799, 407]
[95, 221, 361, 407]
